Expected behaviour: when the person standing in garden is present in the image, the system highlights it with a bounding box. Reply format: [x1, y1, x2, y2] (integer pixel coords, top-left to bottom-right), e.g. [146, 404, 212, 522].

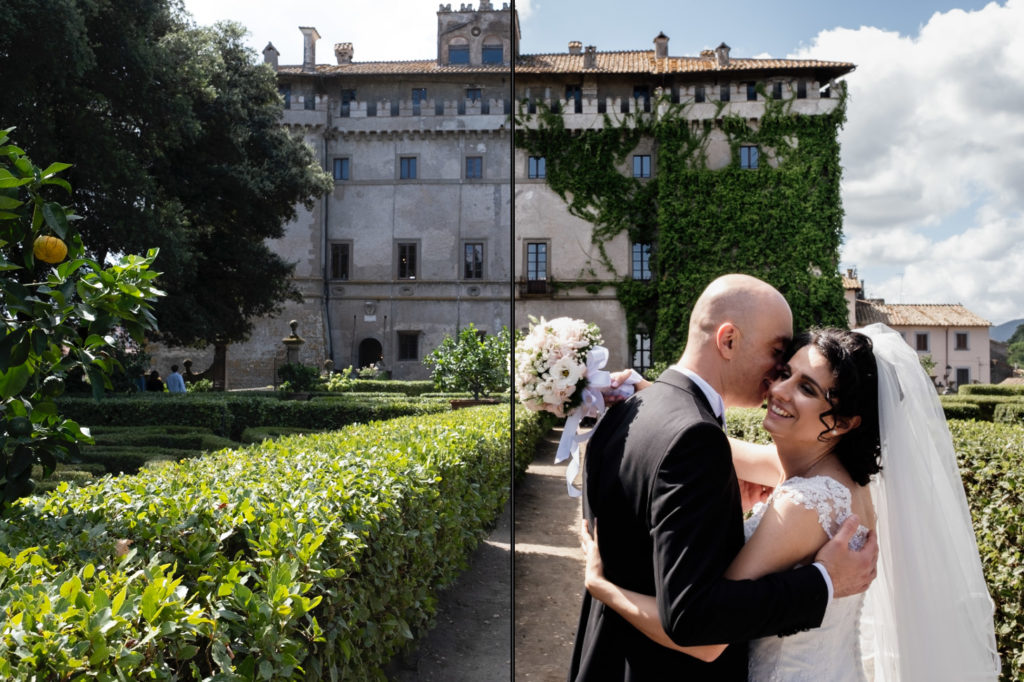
[166, 365, 186, 393]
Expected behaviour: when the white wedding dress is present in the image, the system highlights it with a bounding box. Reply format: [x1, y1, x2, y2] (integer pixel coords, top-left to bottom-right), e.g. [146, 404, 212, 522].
[745, 475, 870, 682]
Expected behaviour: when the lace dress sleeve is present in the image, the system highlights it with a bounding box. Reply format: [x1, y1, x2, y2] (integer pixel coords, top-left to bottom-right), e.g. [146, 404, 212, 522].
[772, 476, 867, 549]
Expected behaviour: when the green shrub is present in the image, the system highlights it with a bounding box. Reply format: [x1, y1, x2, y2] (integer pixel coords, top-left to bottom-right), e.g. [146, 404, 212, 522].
[994, 402, 1024, 425]
[939, 394, 1022, 421]
[0, 406, 510, 680]
[514, 410, 558, 481]
[941, 401, 983, 421]
[959, 384, 1024, 396]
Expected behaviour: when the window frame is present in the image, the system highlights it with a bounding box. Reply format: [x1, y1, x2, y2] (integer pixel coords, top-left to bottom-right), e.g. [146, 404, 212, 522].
[528, 156, 546, 179]
[465, 155, 483, 180]
[796, 81, 807, 99]
[329, 241, 352, 281]
[694, 86, 706, 103]
[746, 82, 757, 101]
[398, 155, 418, 180]
[481, 43, 503, 65]
[448, 44, 470, 65]
[719, 84, 731, 102]
[332, 157, 350, 181]
[525, 240, 549, 282]
[772, 81, 783, 100]
[740, 145, 759, 170]
[955, 367, 971, 387]
[466, 87, 482, 102]
[954, 331, 970, 351]
[633, 332, 652, 374]
[396, 240, 419, 280]
[462, 241, 484, 280]
[631, 242, 652, 281]
[397, 331, 420, 362]
[915, 332, 930, 352]
[632, 154, 652, 178]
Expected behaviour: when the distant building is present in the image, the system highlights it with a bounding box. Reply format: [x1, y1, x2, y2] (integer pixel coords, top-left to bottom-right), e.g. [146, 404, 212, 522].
[514, 36, 855, 369]
[150, 3, 516, 386]
[843, 270, 991, 387]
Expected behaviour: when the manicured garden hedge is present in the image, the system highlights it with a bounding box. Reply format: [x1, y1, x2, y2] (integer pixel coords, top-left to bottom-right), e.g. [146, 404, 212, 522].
[725, 408, 1024, 678]
[57, 394, 449, 440]
[513, 410, 558, 481]
[938, 401, 983, 421]
[959, 384, 1024, 397]
[939, 394, 1023, 421]
[993, 402, 1024, 425]
[0, 405, 510, 680]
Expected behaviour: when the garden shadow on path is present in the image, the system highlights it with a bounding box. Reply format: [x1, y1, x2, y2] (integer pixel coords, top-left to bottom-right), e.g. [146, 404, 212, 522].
[387, 426, 584, 681]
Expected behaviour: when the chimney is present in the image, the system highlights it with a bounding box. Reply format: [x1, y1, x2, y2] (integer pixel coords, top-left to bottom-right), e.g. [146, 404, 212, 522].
[654, 32, 669, 59]
[263, 42, 280, 69]
[335, 42, 353, 65]
[584, 45, 597, 69]
[568, 40, 582, 55]
[300, 26, 321, 73]
[715, 42, 731, 67]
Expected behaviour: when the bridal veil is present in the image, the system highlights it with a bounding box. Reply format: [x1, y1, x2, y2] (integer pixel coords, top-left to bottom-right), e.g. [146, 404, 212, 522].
[856, 323, 1000, 680]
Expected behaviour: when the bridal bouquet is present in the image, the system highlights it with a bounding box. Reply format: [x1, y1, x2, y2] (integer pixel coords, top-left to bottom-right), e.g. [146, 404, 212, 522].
[515, 316, 641, 496]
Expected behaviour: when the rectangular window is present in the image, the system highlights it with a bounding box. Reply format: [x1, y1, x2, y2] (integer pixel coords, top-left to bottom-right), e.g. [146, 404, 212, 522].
[633, 332, 652, 374]
[304, 93, 315, 110]
[397, 332, 420, 361]
[340, 89, 356, 116]
[399, 156, 417, 180]
[465, 156, 483, 179]
[740, 146, 759, 169]
[329, 242, 350, 280]
[466, 88, 481, 102]
[633, 154, 651, 178]
[332, 157, 350, 181]
[720, 84, 730, 102]
[632, 242, 652, 280]
[796, 81, 807, 99]
[463, 242, 484, 279]
[694, 86, 706, 103]
[955, 332, 969, 351]
[772, 81, 783, 100]
[633, 85, 651, 112]
[482, 45, 503, 64]
[915, 333, 929, 352]
[955, 367, 970, 387]
[397, 242, 417, 279]
[526, 241, 548, 293]
[279, 86, 291, 109]
[566, 84, 583, 113]
[411, 88, 427, 104]
[449, 46, 469, 64]
[528, 156, 546, 179]
[746, 82, 757, 101]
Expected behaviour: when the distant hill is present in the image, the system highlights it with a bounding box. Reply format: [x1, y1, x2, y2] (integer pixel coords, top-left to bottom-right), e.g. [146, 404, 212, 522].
[992, 318, 1024, 342]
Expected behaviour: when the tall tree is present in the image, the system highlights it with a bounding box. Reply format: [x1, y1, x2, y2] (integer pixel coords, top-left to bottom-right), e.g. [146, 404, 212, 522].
[0, 0, 332, 347]
[1008, 324, 1024, 368]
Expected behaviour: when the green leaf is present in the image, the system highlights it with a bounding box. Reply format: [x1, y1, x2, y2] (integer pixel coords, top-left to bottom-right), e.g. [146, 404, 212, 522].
[41, 202, 69, 239]
[0, 364, 31, 399]
[0, 195, 23, 210]
[39, 162, 72, 178]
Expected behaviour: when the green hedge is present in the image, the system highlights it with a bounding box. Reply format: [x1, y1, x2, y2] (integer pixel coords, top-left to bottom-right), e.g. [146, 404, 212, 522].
[514, 410, 558, 481]
[959, 384, 1024, 396]
[57, 395, 449, 440]
[994, 402, 1024, 425]
[940, 401, 983, 421]
[938, 394, 1023, 421]
[0, 405, 510, 680]
[724, 408, 1024, 678]
[318, 380, 436, 396]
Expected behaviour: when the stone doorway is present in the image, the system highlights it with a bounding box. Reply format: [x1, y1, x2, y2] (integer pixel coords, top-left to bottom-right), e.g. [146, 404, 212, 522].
[358, 338, 383, 369]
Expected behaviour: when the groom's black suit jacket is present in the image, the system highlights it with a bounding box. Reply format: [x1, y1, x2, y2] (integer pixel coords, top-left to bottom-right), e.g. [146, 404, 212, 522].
[569, 370, 829, 681]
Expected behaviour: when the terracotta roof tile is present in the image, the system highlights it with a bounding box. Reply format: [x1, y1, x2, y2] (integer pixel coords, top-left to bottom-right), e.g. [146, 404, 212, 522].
[855, 301, 990, 328]
[842, 276, 861, 290]
[276, 50, 854, 77]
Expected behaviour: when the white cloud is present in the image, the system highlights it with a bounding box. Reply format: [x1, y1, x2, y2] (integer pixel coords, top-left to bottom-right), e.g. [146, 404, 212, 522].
[795, 0, 1024, 323]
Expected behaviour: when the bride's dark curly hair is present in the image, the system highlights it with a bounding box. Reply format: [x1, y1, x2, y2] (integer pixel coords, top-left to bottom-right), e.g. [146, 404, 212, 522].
[785, 328, 882, 486]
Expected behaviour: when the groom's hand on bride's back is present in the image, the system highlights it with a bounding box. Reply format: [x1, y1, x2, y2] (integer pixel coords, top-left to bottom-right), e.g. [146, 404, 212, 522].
[813, 515, 879, 598]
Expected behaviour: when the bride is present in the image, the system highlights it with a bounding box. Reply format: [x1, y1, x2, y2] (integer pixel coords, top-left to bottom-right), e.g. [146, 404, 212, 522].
[582, 324, 1000, 680]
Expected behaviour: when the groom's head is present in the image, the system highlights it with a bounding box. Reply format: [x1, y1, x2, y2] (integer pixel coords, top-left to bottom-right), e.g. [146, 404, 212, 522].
[681, 274, 793, 408]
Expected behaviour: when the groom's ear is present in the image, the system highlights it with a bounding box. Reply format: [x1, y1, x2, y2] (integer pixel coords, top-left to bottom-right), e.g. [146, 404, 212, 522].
[716, 323, 738, 358]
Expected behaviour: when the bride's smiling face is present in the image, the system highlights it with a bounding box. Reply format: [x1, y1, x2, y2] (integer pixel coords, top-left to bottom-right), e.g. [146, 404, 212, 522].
[763, 345, 839, 444]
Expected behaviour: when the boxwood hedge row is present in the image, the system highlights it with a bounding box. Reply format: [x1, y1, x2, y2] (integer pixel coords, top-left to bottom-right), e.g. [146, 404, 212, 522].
[57, 395, 449, 440]
[725, 408, 1024, 678]
[0, 405, 510, 680]
[959, 384, 1024, 397]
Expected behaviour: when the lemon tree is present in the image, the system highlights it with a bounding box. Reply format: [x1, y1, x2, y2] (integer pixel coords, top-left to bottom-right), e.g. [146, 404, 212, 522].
[0, 128, 162, 510]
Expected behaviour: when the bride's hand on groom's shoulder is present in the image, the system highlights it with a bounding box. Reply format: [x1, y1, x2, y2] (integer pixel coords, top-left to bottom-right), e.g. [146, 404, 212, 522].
[813, 516, 879, 598]
[603, 370, 652, 404]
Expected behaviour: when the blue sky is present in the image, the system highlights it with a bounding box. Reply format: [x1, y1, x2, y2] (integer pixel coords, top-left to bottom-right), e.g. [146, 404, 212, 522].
[183, 0, 1024, 326]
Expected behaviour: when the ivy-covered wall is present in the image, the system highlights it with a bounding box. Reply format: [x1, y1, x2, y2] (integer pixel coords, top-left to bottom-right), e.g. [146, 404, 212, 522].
[516, 92, 850, 363]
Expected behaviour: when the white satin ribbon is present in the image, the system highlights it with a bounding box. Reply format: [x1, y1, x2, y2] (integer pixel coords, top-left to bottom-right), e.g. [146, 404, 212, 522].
[554, 346, 643, 497]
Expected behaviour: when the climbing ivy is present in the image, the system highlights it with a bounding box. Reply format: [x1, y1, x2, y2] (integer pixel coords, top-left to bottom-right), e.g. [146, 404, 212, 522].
[516, 89, 850, 362]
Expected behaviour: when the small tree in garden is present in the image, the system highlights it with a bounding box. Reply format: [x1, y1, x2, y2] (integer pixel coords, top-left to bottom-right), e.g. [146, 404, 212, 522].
[426, 324, 511, 400]
[0, 128, 162, 510]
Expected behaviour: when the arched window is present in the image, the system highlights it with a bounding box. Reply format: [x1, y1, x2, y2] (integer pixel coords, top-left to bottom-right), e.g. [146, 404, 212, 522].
[482, 37, 503, 64]
[448, 38, 469, 65]
[358, 338, 383, 368]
